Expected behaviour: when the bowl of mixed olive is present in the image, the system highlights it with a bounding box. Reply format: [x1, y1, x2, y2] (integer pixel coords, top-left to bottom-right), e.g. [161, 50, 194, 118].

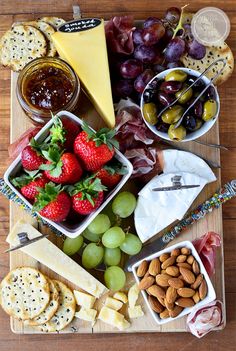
[140, 68, 220, 142]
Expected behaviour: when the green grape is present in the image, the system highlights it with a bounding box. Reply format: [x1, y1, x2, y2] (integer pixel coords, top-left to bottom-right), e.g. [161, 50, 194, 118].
[101, 202, 118, 226]
[104, 266, 126, 291]
[120, 233, 142, 255]
[82, 243, 104, 269]
[63, 236, 84, 256]
[88, 214, 111, 234]
[102, 227, 125, 248]
[82, 228, 101, 242]
[104, 247, 121, 266]
[112, 191, 137, 218]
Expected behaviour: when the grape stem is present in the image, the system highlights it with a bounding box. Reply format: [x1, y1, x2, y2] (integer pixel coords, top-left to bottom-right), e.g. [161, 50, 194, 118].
[124, 226, 131, 234]
[172, 4, 189, 39]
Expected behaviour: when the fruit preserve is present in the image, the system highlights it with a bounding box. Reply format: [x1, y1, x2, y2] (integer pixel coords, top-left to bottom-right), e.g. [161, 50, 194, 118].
[17, 57, 80, 125]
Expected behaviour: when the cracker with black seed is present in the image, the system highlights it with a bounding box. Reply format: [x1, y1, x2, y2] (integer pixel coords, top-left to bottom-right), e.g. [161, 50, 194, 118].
[38, 280, 76, 332]
[0, 25, 47, 71]
[25, 278, 59, 326]
[0, 267, 50, 320]
[40, 17, 66, 29]
[180, 42, 234, 85]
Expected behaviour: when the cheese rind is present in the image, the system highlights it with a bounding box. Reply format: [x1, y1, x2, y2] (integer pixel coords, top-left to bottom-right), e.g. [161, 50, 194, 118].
[98, 306, 130, 331]
[6, 221, 108, 298]
[52, 19, 115, 128]
[74, 290, 96, 309]
[75, 308, 97, 323]
[104, 296, 123, 311]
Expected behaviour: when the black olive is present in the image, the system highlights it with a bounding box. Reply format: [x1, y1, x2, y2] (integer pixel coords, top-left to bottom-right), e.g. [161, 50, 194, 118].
[182, 115, 197, 131]
[143, 88, 156, 103]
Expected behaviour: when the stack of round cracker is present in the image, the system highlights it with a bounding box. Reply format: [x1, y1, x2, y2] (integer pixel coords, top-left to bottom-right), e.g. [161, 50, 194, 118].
[0, 17, 65, 71]
[0, 267, 76, 332]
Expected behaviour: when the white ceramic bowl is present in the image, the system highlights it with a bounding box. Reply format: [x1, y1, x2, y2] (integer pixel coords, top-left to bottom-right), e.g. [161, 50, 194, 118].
[4, 111, 133, 238]
[140, 67, 220, 142]
[132, 240, 216, 325]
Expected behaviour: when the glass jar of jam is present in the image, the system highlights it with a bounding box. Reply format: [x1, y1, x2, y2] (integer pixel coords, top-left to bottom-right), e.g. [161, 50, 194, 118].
[16, 57, 80, 125]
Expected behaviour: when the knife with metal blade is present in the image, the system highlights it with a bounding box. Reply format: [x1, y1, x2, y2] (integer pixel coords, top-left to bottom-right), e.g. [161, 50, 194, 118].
[152, 184, 200, 191]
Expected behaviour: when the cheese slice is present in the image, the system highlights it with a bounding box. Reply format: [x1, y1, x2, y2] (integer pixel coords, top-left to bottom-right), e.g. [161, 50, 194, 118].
[75, 307, 97, 323]
[74, 290, 96, 309]
[98, 306, 130, 331]
[6, 221, 108, 298]
[52, 19, 115, 128]
[104, 296, 123, 311]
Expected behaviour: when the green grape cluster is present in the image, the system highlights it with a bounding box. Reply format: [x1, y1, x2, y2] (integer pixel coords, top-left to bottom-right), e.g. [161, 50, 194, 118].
[62, 191, 142, 291]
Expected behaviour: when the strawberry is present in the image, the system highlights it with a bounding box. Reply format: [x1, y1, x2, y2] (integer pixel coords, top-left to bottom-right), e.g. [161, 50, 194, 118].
[33, 182, 71, 222]
[96, 163, 128, 188]
[11, 170, 49, 200]
[74, 123, 119, 172]
[40, 145, 83, 184]
[50, 116, 81, 150]
[68, 176, 107, 215]
[21, 138, 46, 171]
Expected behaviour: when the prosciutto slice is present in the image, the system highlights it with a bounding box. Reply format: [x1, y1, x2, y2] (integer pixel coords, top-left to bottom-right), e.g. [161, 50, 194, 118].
[105, 16, 135, 55]
[187, 300, 224, 338]
[193, 232, 221, 276]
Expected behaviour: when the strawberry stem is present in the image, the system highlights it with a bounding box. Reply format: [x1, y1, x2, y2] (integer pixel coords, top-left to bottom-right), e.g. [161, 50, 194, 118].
[33, 182, 63, 211]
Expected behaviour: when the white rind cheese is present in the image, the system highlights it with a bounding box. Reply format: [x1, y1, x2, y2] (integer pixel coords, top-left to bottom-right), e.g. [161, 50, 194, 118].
[6, 221, 108, 298]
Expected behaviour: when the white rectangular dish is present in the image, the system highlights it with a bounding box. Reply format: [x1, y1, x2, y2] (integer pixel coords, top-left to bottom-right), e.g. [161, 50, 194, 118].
[132, 240, 216, 325]
[4, 110, 133, 238]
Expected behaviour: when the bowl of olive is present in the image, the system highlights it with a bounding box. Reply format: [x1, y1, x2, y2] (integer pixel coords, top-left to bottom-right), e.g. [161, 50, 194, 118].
[140, 68, 220, 142]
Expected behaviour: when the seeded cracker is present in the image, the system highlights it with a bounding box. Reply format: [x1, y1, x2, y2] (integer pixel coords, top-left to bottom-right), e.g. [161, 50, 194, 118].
[0, 267, 50, 320]
[38, 280, 76, 332]
[40, 17, 66, 29]
[25, 278, 59, 326]
[0, 25, 47, 71]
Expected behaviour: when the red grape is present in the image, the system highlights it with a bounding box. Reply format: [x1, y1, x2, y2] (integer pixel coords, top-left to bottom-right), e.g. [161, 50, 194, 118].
[157, 91, 175, 106]
[142, 23, 165, 46]
[160, 81, 182, 94]
[113, 79, 134, 98]
[153, 64, 166, 74]
[134, 69, 154, 93]
[133, 29, 144, 45]
[164, 37, 185, 62]
[165, 7, 180, 24]
[134, 45, 157, 64]
[120, 59, 143, 79]
[187, 40, 206, 60]
[143, 17, 162, 28]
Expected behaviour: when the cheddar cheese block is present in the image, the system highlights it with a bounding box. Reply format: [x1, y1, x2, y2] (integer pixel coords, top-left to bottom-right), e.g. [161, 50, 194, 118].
[52, 19, 115, 128]
[6, 221, 108, 298]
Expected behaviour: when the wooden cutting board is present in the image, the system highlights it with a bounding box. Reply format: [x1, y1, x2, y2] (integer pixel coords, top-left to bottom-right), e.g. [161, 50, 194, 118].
[9, 71, 225, 334]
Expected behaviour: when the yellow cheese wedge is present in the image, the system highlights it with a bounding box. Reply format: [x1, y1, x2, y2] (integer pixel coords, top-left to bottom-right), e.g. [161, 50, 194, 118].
[52, 19, 115, 128]
[98, 306, 130, 331]
[104, 296, 123, 311]
[75, 307, 97, 323]
[113, 291, 128, 304]
[74, 290, 96, 309]
[6, 221, 108, 298]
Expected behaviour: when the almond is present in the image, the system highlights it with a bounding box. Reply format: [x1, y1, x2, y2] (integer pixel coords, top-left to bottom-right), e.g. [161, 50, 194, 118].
[148, 258, 161, 276]
[137, 260, 149, 277]
[159, 308, 169, 319]
[177, 262, 192, 270]
[171, 248, 180, 257]
[176, 254, 187, 263]
[161, 269, 167, 274]
[187, 255, 194, 264]
[164, 298, 174, 311]
[193, 291, 200, 304]
[157, 296, 166, 307]
[175, 297, 195, 308]
[166, 266, 179, 277]
[181, 247, 191, 255]
[169, 305, 183, 318]
[192, 260, 200, 275]
[144, 270, 150, 277]
[148, 295, 164, 313]
[168, 277, 184, 289]
[161, 256, 176, 269]
[199, 279, 208, 300]
[166, 286, 177, 304]
[191, 274, 203, 290]
[159, 253, 170, 262]
[156, 274, 172, 287]
[147, 284, 166, 299]
[177, 287, 195, 298]
[179, 267, 195, 284]
[138, 275, 154, 290]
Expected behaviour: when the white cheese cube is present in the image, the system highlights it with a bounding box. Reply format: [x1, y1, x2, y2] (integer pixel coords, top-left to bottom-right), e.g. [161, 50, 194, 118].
[105, 296, 123, 311]
[128, 283, 140, 308]
[113, 292, 128, 304]
[75, 307, 97, 323]
[74, 290, 96, 309]
[98, 306, 130, 331]
[128, 305, 144, 319]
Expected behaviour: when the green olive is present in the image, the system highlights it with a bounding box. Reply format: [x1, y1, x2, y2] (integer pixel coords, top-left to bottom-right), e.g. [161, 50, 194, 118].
[176, 85, 193, 104]
[161, 105, 184, 124]
[194, 119, 203, 130]
[202, 100, 218, 121]
[143, 103, 158, 125]
[168, 124, 186, 141]
[165, 70, 187, 82]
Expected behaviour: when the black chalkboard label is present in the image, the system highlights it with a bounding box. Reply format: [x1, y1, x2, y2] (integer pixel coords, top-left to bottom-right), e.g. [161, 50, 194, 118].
[58, 18, 101, 33]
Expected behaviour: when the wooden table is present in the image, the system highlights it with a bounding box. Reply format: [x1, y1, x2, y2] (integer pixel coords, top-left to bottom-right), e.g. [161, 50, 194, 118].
[0, 0, 235, 350]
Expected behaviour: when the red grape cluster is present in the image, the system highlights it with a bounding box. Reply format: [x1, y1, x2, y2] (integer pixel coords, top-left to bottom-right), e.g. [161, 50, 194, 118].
[108, 8, 206, 103]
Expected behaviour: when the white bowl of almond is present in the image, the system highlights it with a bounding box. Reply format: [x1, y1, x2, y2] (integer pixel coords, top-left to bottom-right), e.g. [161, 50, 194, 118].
[132, 240, 216, 325]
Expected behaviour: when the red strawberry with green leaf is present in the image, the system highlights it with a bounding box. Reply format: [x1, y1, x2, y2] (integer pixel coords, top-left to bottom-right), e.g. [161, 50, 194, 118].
[33, 182, 71, 222]
[74, 123, 119, 172]
[96, 163, 128, 188]
[40, 145, 83, 184]
[68, 176, 107, 215]
[50, 116, 81, 150]
[11, 171, 49, 201]
[21, 138, 46, 171]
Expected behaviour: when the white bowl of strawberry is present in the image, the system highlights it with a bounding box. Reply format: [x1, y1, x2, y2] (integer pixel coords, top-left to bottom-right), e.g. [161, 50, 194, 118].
[4, 111, 133, 238]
